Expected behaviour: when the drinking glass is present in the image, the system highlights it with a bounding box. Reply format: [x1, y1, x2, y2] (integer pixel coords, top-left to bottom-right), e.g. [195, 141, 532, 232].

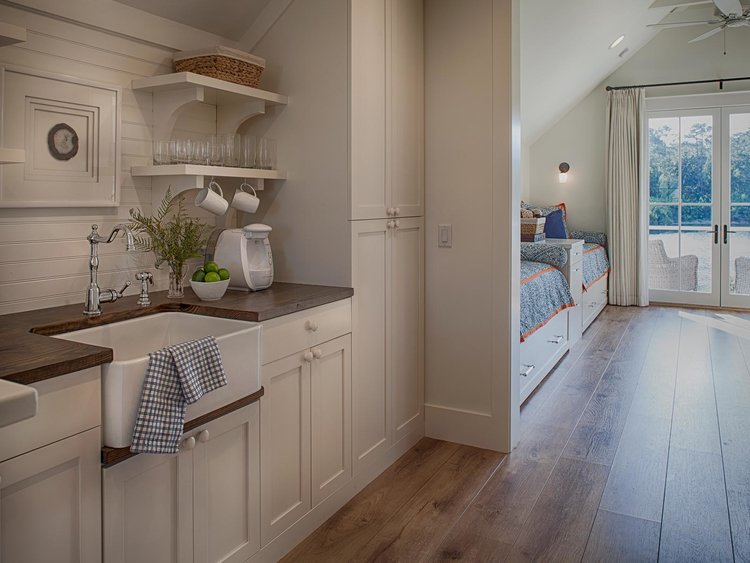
[191, 139, 209, 165]
[174, 138, 193, 164]
[222, 133, 241, 167]
[241, 135, 257, 168]
[257, 137, 277, 170]
[152, 140, 170, 165]
[208, 135, 223, 166]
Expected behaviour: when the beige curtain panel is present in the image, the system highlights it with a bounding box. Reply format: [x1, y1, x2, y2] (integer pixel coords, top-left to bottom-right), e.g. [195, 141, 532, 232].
[605, 88, 648, 307]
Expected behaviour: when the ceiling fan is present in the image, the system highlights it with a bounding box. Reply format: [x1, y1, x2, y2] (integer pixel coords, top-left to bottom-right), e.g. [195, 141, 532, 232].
[648, 0, 750, 43]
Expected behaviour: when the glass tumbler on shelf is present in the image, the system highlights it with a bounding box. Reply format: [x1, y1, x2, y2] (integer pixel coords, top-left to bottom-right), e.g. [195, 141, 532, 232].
[174, 138, 193, 164]
[221, 133, 241, 168]
[241, 135, 257, 168]
[257, 137, 277, 170]
[152, 140, 170, 165]
[208, 135, 223, 166]
[191, 139, 209, 165]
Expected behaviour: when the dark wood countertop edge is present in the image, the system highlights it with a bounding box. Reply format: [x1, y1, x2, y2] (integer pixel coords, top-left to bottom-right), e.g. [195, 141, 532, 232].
[101, 387, 264, 467]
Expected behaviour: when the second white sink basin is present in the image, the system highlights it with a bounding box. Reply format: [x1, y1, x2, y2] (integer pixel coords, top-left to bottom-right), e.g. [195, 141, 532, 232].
[54, 312, 261, 448]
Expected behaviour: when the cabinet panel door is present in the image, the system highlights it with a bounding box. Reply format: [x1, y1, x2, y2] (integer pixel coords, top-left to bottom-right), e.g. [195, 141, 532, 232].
[391, 217, 424, 442]
[351, 220, 391, 472]
[103, 440, 193, 563]
[193, 403, 260, 563]
[1, 428, 101, 563]
[390, 0, 423, 218]
[350, 0, 388, 220]
[260, 353, 311, 545]
[311, 335, 352, 506]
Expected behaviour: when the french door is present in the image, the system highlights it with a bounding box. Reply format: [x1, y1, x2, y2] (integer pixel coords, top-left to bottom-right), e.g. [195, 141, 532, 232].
[647, 97, 750, 308]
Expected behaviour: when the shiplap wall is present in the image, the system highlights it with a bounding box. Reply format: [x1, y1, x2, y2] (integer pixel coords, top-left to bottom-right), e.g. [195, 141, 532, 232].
[0, 4, 220, 314]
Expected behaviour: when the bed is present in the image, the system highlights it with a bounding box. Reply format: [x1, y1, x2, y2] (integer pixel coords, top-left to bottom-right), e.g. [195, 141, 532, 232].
[573, 234, 610, 330]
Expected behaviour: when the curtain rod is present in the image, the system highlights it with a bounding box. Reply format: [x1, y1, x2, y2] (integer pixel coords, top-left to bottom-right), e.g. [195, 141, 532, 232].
[605, 76, 750, 91]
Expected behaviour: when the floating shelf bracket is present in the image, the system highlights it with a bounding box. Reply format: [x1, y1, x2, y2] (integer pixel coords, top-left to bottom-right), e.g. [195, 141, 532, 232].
[152, 87, 205, 141]
[217, 100, 266, 135]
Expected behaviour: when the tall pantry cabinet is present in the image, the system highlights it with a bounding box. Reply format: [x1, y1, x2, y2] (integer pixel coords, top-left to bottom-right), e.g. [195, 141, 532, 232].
[350, 0, 425, 474]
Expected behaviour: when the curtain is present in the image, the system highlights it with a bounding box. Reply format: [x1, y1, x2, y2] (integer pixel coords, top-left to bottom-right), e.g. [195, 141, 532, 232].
[605, 88, 648, 307]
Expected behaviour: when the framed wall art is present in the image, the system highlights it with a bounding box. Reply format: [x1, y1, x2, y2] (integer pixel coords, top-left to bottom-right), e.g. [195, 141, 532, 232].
[0, 65, 120, 207]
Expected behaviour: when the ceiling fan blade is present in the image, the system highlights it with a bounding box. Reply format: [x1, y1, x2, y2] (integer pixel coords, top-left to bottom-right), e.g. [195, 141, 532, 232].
[713, 0, 743, 15]
[647, 19, 720, 26]
[689, 25, 725, 41]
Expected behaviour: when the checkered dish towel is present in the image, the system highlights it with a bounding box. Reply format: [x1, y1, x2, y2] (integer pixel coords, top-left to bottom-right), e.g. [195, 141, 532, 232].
[130, 336, 227, 454]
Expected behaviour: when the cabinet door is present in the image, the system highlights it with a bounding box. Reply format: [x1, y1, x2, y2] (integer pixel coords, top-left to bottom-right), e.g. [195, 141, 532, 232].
[1, 428, 101, 563]
[389, 0, 424, 218]
[351, 219, 392, 472]
[260, 353, 311, 545]
[350, 0, 388, 220]
[103, 439, 193, 563]
[310, 335, 352, 506]
[390, 217, 424, 442]
[193, 403, 260, 563]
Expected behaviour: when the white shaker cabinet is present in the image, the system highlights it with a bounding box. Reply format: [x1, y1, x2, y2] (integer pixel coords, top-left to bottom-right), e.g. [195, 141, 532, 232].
[351, 217, 424, 472]
[350, 0, 423, 220]
[260, 333, 352, 545]
[103, 403, 260, 563]
[0, 427, 102, 563]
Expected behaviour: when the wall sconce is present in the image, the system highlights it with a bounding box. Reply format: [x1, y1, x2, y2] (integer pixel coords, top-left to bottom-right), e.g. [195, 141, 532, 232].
[558, 162, 570, 184]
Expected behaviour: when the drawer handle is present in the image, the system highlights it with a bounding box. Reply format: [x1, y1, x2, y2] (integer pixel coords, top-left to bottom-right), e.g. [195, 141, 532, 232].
[197, 429, 210, 443]
[312, 348, 323, 359]
[520, 364, 535, 377]
[574, 267, 581, 273]
[547, 335, 564, 344]
[305, 320, 319, 332]
[589, 303, 598, 308]
[181, 436, 196, 451]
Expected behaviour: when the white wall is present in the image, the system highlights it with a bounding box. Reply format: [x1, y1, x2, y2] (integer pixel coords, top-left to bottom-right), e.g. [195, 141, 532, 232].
[424, 0, 520, 452]
[239, 0, 351, 286]
[527, 25, 750, 234]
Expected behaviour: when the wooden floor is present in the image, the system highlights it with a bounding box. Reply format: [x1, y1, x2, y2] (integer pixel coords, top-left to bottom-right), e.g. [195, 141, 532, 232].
[284, 306, 750, 562]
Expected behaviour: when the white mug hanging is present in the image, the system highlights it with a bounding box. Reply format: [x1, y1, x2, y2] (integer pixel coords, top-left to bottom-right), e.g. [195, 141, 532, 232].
[195, 178, 228, 215]
[230, 180, 260, 214]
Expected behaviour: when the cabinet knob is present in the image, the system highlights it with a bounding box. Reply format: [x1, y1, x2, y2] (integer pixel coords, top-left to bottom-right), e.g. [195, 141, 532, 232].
[305, 320, 319, 332]
[312, 348, 323, 359]
[394, 220, 400, 229]
[394, 207, 400, 216]
[181, 436, 196, 450]
[387, 220, 395, 229]
[303, 350, 314, 363]
[197, 429, 210, 443]
[387, 207, 395, 216]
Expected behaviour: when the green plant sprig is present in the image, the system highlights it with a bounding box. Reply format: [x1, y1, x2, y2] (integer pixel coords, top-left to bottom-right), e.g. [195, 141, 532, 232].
[129, 188, 210, 275]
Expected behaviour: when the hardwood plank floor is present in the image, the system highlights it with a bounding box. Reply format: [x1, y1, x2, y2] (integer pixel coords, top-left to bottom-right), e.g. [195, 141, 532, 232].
[284, 306, 750, 562]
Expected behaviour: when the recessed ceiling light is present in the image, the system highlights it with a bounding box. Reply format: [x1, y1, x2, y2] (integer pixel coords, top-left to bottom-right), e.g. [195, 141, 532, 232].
[609, 35, 625, 49]
[618, 47, 630, 58]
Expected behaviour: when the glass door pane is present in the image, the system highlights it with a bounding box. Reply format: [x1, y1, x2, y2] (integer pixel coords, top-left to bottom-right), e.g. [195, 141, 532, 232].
[727, 111, 750, 299]
[648, 113, 718, 304]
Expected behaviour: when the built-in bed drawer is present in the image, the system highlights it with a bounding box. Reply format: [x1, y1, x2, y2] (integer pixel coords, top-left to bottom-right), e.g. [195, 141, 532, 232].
[520, 310, 568, 381]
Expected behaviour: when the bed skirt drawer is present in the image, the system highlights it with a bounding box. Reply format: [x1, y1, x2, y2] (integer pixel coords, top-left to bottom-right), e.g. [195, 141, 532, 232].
[583, 274, 608, 329]
[520, 310, 569, 401]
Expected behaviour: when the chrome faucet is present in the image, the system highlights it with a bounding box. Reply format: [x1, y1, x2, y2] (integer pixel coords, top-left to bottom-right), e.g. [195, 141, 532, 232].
[84, 224, 135, 316]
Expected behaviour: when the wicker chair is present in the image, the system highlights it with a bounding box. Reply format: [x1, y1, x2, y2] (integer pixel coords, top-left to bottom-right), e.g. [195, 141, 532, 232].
[735, 257, 750, 294]
[648, 239, 698, 291]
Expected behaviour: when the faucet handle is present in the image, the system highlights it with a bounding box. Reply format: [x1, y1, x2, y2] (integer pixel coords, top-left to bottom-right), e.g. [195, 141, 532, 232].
[136, 272, 152, 307]
[115, 280, 132, 297]
[136, 271, 153, 284]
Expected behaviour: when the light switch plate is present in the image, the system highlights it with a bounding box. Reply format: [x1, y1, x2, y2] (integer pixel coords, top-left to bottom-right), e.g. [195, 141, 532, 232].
[438, 224, 452, 248]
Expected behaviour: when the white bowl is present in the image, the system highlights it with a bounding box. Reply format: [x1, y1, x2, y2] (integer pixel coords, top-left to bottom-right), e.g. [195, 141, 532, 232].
[190, 278, 230, 301]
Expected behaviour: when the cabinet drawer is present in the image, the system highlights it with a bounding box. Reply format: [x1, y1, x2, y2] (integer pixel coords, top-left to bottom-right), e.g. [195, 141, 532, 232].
[0, 368, 100, 462]
[262, 299, 352, 365]
[520, 310, 568, 379]
[570, 245, 583, 264]
[583, 275, 608, 309]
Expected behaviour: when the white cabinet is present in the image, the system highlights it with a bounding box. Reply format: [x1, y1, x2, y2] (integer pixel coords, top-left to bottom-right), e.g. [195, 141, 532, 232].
[544, 238, 584, 344]
[350, 0, 423, 220]
[0, 427, 101, 563]
[351, 217, 424, 472]
[103, 403, 260, 563]
[260, 334, 352, 545]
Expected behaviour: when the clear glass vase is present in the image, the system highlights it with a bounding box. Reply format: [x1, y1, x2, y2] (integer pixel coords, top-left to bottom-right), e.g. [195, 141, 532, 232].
[167, 262, 186, 299]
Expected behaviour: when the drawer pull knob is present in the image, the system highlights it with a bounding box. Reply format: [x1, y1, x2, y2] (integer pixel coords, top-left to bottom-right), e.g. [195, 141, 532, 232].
[548, 335, 564, 344]
[303, 350, 314, 363]
[181, 436, 196, 451]
[305, 320, 319, 332]
[197, 429, 210, 443]
[520, 364, 535, 377]
[312, 348, 323, 359]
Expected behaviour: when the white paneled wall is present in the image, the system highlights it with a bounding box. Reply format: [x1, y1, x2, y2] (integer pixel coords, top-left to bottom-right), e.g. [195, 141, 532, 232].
[0, 4, 218, 314]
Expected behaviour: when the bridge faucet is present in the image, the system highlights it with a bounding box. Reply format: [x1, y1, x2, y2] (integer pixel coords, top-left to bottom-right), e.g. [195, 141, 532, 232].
[84, 224, 135, 316]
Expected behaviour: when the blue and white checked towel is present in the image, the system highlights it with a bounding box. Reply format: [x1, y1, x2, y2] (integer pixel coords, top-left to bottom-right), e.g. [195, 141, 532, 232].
[130, 336, 227, 454]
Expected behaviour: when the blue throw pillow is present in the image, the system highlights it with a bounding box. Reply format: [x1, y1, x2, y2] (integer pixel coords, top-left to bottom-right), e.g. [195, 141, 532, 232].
[544, 209, 567, 239]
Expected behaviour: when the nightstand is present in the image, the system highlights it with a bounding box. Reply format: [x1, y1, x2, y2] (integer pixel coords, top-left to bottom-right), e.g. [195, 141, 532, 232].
[544, 238, 584, 344]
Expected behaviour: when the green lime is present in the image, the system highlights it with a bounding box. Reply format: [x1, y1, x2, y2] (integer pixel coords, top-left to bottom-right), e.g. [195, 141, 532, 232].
[218, 268, 230, 280]
[204, 261, 219, 273]
[204, 271, 221, 283]
[191, 268, 206, 282]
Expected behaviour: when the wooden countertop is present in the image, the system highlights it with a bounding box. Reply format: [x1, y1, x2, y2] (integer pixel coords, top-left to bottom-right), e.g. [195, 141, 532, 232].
[0, 282, 353, 385]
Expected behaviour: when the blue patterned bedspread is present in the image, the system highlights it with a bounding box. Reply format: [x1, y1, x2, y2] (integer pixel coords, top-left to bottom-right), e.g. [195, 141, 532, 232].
[520, 261, 575, 341]
[582, 244, 610, 290]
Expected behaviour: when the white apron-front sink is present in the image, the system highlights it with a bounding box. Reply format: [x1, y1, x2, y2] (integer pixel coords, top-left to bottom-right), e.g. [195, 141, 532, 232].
[53, 312, 261, 448]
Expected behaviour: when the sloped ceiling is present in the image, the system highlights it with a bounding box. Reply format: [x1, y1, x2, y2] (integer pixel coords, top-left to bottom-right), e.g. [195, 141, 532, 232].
[520, 0, 672, 145]
[113, 0, 272, 41]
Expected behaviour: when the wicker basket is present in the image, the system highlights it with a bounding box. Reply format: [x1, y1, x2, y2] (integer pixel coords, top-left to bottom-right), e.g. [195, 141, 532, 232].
[174, 46, 266, 88]
[521, 217, 546, 237]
